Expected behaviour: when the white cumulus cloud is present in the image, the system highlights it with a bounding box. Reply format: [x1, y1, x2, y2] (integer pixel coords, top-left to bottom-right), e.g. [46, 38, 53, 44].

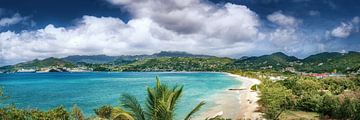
[108, 0, 260, 43]
[330, 16, 360, 38]
[0, 0, 331, 66]
[0, 0, 263, 65]
[331, 23, 353, 38]
[267, 11, 300, 28]
[0, 13, 26, 27]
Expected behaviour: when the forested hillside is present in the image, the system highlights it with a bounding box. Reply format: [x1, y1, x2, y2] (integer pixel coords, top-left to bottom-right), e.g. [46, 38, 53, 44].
[121, 57, 235, 71]
[2, 51, 360, 73]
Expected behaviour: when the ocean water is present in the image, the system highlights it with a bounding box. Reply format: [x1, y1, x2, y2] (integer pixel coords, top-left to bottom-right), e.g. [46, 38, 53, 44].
[0, 72, 240, 119]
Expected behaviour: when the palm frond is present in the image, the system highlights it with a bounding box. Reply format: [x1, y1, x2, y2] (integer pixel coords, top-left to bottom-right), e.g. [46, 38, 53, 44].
[144, 77, 206, 120]
[169, 86, 183, 111]
[157, 100, 173, 120]
[146, 87, 159, 120]
[184, 101, 206, 120]
[156, 76, 161, 89]
[111, 107, 135, 120]
[121, 94, 146, 120]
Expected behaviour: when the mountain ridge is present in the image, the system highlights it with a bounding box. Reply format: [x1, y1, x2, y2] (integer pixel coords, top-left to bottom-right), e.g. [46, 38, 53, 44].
[2, 51, 360, 73]
[62, 51, 214, 64]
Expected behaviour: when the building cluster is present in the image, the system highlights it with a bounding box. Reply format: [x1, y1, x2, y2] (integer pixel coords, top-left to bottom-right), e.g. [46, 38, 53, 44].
[16, 66, 92, 73]
[303, 73, 346, 79]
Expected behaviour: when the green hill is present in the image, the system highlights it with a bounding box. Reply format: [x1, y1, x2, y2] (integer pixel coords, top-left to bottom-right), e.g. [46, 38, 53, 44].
[62, 51, 213, 64]
[62, 55, 118, 64]
[5, 57, 75, 71]
[233, 51, 360, 73]
[234, 52, 299, 70]
[3, 51, 360, 73]
[296, 51, 360, 73]
[121, 57, 234, 71]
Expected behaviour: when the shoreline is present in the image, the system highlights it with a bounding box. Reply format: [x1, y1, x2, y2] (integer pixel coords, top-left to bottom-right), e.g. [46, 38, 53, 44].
[228, 73, 262, 119]
[197, 73, 262, 119]
[3, 71, 262, 119]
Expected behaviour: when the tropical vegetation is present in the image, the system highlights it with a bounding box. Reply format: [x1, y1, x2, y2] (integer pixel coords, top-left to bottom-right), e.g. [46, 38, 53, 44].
[231, 70, 360, 119]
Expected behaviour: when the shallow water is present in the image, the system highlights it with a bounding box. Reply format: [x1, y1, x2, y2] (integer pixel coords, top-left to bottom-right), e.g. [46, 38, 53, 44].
[0, 72, 240, 119]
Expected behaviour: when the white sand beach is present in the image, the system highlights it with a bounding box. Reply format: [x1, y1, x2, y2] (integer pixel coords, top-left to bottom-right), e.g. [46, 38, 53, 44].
[196, 73, 262, 120]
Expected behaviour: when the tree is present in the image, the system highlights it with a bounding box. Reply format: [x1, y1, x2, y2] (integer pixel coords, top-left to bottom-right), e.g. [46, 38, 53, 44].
[297, 93, 323, 112]
[111, 107, 135, 120]
[119, 77, 205, 120]
[258, 80, 295, 119]
[46, 106, 71, 120]
[320, 94, 339, 117]
[94, 105, 113, 119]
[337, 98, 357, 119]
[71, 104, 85, 120]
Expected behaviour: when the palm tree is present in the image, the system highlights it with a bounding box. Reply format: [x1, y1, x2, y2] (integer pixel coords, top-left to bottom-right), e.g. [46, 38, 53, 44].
[119, 76, 205, 120]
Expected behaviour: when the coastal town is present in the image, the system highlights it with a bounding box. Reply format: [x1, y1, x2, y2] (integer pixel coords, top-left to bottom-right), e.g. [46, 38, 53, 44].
[15, 67, 92, 73]
[6, 64, 351, 81]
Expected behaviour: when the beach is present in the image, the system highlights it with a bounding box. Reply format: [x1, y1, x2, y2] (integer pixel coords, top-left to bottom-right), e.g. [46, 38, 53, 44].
[197, 73, 262, 120]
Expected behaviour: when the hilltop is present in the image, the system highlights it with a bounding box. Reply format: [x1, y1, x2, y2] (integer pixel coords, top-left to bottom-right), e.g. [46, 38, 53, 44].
[62, 51, 213, 64]
[234, 52, 299, 70]
[121, 57, 234, 72]
[296, 51, 360, 73]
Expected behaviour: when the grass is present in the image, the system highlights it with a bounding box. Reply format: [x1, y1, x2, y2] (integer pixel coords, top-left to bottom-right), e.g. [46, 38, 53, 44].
[279, 110, 320, 120]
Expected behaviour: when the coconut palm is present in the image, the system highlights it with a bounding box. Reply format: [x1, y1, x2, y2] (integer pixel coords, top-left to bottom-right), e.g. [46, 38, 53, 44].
[111, 107, 135, 120]
[119, 76, 205, 120]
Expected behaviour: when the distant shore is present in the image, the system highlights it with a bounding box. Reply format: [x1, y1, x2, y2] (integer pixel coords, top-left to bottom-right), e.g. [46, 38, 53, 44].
[197, 73, 262, 119]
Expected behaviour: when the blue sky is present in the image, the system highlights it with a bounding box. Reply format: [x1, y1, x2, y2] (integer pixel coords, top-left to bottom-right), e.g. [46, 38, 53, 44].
[0, 0, 359, 66]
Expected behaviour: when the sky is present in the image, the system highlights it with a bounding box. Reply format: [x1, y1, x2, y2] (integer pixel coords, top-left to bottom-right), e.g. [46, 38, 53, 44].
[0, 0, 359, 66]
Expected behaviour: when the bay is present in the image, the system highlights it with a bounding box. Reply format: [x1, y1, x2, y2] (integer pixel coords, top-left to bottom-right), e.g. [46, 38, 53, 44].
[0, 72, 240, 119]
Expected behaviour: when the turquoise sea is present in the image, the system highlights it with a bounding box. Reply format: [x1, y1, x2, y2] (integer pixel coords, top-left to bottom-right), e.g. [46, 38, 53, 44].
[0, 72, 240, 119]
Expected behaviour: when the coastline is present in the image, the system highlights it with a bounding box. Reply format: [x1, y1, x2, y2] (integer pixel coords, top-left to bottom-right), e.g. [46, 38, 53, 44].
[197, 73, 262, 120]
[3, 71, 262, 119]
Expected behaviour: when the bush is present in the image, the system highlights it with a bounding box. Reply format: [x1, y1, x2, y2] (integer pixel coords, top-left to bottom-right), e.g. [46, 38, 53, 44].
[297, 93, 323, 112]
[258, 80, 295, 119]
[336, 98, 357, 119]
[320, 94, 340, 117]
[71, 105, 85, 120]
[0, 105, 71, 120]
[94, 105, 113, 119]
[206, 115, 231, 120]
[47, 106, 70, 119]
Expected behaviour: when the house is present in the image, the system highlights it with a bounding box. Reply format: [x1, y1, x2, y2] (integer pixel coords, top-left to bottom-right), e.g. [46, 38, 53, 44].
[328, 73, 346, 77]
[283, 67, 296, 72]
[308, 73, 328, 79]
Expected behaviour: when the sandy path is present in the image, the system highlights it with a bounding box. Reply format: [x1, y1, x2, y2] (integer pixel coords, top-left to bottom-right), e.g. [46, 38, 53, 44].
[196, 73, 262, 120]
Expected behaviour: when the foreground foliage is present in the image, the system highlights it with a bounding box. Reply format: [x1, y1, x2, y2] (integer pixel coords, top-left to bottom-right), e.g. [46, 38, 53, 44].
[116, 77, 206, 120]
[232, 70, 360, 119]
[0, 105, 77, 120]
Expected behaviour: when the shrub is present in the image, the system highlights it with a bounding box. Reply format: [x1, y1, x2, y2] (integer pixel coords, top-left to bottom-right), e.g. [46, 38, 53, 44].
[71, 104, 85, 120]
[94, 105, 113, 119]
